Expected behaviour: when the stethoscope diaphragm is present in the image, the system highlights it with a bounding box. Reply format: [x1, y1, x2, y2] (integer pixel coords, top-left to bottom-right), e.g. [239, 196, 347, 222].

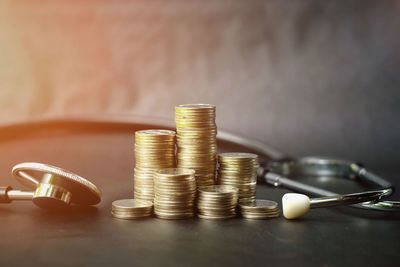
[0, 162, 101, 210]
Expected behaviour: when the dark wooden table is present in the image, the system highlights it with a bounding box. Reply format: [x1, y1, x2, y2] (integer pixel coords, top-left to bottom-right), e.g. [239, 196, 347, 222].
[0, 119, 398, 266]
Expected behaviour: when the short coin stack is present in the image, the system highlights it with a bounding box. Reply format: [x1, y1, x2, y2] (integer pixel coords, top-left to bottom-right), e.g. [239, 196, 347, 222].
[154, 168, 196, 219]
[239, 199, 280, 219]
[134, 130, 176, 202]
[175, 104, 217, 187]
[217, 153, 259, 204]
[111, 199, 153, 219]
[197, 185, 239, 219]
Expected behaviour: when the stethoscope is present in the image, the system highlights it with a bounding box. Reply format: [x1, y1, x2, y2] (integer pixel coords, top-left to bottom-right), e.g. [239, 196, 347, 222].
[0, 162, 101, 209]
[0, 117, 398, 219]
[258, 157, 400, 219]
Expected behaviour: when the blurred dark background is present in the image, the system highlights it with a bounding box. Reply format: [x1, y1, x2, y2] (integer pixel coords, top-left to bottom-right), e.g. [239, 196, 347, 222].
[0, 0, 399, 169]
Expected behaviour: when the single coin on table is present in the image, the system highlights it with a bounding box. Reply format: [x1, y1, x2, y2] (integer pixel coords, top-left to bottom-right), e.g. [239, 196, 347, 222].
[111, 199, 153, 219]
[197, 185, 239, 220]
[239, 199, 280, 219]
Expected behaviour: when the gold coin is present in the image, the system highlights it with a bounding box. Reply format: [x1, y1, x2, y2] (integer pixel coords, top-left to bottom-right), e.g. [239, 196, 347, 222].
[111, 211, 152, 220]
[197, 184, 238, 219]
[155, 213, 194, 220]
[134, 129, 176, 201]
[218, 152, 258, 159]
[217, 152, 259, 203]
[112, 199, 153, 210]
[111, 199, 153, 219]
[239, 199, 278, 210]
[241, 213, 280, 219]
[197, 214, 236, 220]
[156, 168, 195, 177]
[154, 167, 196, 220]
[198, 185, 239, 195]
[175, 104, 217, 188]
[135, 129, 176, 137]
[239, 200, 280, 218]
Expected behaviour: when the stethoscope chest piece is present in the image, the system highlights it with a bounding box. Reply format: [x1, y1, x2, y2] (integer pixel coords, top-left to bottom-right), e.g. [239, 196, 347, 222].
[0, 162, 101, 210]
[32, 179, 73, 209]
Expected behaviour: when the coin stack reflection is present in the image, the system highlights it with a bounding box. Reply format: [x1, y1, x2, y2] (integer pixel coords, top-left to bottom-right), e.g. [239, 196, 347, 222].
[175, 104, 217, 187]
[239, 200, 280, 219]
[197, 185, 239, 219]
[154, 168, 196, 219]
[217, 153, 259, 204]
[134, 130, 176, 202]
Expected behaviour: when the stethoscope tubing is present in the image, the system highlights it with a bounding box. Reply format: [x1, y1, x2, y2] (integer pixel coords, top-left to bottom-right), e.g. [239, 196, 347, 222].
[261, 157, 400, 212]
[264, 171, 398, 211]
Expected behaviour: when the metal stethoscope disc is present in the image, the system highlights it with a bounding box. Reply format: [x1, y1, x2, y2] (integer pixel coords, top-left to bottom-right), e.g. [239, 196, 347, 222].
[12, 162, 102, 209]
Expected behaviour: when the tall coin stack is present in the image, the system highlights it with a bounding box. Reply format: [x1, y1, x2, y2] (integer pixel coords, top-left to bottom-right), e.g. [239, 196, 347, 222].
[175, 104, 217, 187]
[217, 153, 259, 204]
[134, 130, 176, 202]
[154, 168, 196, 219]
[197, 185, 239, 219]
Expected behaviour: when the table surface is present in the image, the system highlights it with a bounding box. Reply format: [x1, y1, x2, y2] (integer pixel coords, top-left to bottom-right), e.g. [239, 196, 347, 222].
[0, 119, 399, 267]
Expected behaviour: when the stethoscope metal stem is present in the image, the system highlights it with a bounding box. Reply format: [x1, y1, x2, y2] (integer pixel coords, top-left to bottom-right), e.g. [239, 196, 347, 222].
[309, 189, 390, 208]
[7, 190, 34, 201]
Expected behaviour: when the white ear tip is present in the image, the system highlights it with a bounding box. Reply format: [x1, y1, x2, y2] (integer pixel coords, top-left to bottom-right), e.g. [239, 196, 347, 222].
[282, 193, 311, 219]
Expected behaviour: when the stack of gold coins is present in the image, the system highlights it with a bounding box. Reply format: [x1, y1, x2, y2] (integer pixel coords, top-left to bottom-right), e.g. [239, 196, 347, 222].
[175, 104, 217, 187]
[197, 185, 239, 219]
[134, 130, 176, 201]
[154, 168, 196, 219]
[111, 199, 153, 219]
[217, 153, 259, 204]
[239, 199, 280, 219]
